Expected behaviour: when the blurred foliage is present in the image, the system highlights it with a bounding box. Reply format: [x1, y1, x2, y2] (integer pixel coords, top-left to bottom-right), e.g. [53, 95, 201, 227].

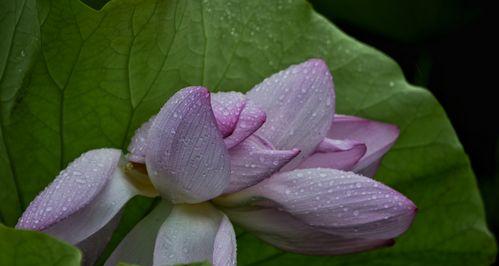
[309, 0, 480, 43]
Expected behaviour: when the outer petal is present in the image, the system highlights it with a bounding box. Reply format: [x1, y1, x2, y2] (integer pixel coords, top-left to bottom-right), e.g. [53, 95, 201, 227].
[223, 207, 393, 255]
[247, 59, 335, 168]
[153, 203, 236, 266]
[105, 200, 173, 266]
[145, 86, 231, 204]
[213, 215, 237, 266]
[223, 100, 266, 149]
[16, 148, 122, 230]
[224, 135, 300, 194]
[211, 92, 246, 137]
[41, 163, 138, 244]
[127, 116, 155, 164]
[16, 148, 138, 262]
[216, 168, 416, 240]
[298, 138, 366, 171]
[329, 115, 400, 177]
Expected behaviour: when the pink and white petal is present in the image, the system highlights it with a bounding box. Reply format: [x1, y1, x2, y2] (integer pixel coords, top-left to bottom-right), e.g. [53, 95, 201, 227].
[41, 165, 138, 244]
[224, 100, 266, 149]
[223, 207, 393, 255]
[153, 203, 232, 266]
[105, 200, 173, 266]
[314, 138, 365, 153]
[16, 148, 122, 231]
[297, 138, 366, 171]
[213, 215, 237, 266]
[216, 168, 416, 240]
[329, 115, 400, 176]
[247, 59, 335, 168]
[127, 116, 155, 164]
[211, 92, 247, 137]
[224, 135, 300, 194]
[145, 86, 231, 204]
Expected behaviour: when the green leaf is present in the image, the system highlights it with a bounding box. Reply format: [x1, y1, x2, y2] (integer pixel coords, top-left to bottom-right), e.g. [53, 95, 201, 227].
[0, 0, 40, 226]
[0, 0, 496, 265]
[0, 224, 81, 265]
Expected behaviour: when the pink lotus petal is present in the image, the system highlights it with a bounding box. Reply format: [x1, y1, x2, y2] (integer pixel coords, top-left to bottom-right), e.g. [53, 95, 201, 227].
[223, 100, 266, 149]
[211, 92, 247, 137]
[213, 215, 237, 266]
[223, 207, 394, 255]
[127, 95, 265, 159]
[247, 59, 335, 169]
[145, 86, 231, 204]
[329, 115, 400, 177]
[105, 200, 172, 266]
[153, 203, 235, 266]
[16, 148, 122, 231]
[41, 165, 138, 244]
[224, 135, 300, 194]
[216, 168, 416, 240]
[297, 138, 366, 171]
[127, 116, 155, 164]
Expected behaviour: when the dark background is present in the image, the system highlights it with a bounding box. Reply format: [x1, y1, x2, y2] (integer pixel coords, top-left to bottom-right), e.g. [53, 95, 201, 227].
[310, 0, 498, 250]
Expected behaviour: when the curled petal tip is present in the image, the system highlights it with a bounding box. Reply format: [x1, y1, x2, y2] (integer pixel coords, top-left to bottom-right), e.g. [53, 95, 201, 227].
[308, 58, 328, 67]
[223, 100, 267, 149]
[256, 109, 266, 124]
[190, 86, 209, 94]
[181, 86, 211, 101]
[399, 194, 417, 213]
[408, 201, 418, 218]
[212, 92, 247, 137]
[289, 149, 301, 159]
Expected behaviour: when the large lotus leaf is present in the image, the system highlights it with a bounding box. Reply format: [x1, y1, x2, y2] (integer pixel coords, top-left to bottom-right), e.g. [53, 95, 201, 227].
[0, 0, 496, 265]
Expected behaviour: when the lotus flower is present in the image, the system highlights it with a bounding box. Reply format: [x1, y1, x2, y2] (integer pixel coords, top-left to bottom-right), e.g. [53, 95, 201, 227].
[16, 59, 416, 266]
